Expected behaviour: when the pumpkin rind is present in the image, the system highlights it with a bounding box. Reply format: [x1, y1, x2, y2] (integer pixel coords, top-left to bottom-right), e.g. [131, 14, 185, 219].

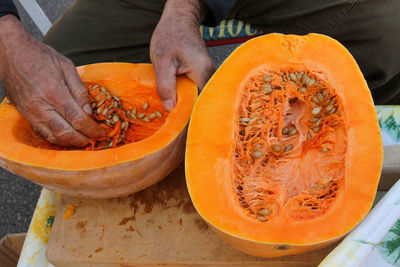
[185, 34, 382, 257]
[0, 63, 197, 198]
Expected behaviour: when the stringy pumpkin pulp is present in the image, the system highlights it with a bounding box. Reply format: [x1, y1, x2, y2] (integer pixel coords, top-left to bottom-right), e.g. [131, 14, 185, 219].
[85, 83, 167, 150]
[233, 69, 346, 222]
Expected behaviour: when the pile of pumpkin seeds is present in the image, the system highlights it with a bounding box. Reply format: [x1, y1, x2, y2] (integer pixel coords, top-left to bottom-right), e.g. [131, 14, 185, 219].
[88, 84, 163, 148]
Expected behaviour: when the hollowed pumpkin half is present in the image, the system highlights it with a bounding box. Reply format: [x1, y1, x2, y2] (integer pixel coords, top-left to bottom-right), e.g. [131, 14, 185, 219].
[0, 63, 197, 198]
[186, 34, 382, 257]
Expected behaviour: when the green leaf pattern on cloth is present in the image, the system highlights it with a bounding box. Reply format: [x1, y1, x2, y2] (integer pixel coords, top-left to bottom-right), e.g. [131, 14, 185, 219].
[378, 219, 400, 266]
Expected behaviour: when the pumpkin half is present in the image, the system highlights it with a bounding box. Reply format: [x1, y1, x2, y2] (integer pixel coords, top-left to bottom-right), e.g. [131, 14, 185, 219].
[186, 34, 383, 257]
[0, 63, 197, 198]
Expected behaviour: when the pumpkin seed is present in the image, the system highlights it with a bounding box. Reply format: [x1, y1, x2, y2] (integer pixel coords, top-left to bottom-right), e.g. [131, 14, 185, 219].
[317, 93, 324, 102]
[271, 144, 282, 152]
[148, 113, 156, 120]
[289, 73, 297, 81]
[106, 119, 111, 124]
[107, 141, 113, 148]
[253, 151, 263, 158]
[263, 74, 273, 82]
[256, 144, 262, 149]
[112, 114, 119, 123]
[92, 85, 99, 90]
[113, 102, 118, 108]
[321, 148, 329, 152]
[329, 107, 336, 114]
[121, 122, 126, 129]
[112, 96, 120, 101]
[284, 144, 293, 152]
[137, 113, 146, 119]
[258, 208, 270, 216]
[95, 95, 102, 102]
[313, 126, 321, 132]
[101, 87, 107, 93]
[130, 113, 137, 119]
[102, 108, 108, 116]
[296, 71, 304, 80]
[282, 128, 289, 135]
[300, 87, 307, 93]
[307, 131, 312, 140]
[289, 128, 297, 136]
[124, 122, 129, 131]
[314, 118, 321, 127]
[131, 107, 137, 115]
[262, 84, 273, 93]
[257, 216, 267, 222]
[326, 104, 333, 112]
[322, 89, 327, 97]
[307, 78, 316, 87]
[239, 117, 250, 123]
[311, 96, 319, 103]
[142, 102, 149, 110]
[155, 111, 162, 118]
[143, 117, 150, 122]
[106, 95, 112, 99]
[312, 107, 322, 115]
[91, 102, 96, 108]
[96, 107, 101, 114]
[322, 177, 333, 184]
[310, 117, 319, 122]
[96, 99, 105, 107]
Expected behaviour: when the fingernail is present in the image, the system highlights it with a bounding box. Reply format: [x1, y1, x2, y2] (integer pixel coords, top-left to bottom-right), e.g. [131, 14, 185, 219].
[162, 100, 174, 112]
[83, 104, 92, 115]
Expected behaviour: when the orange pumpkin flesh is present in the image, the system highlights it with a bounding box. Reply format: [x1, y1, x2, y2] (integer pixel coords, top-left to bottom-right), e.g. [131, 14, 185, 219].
[186, 34, 382, 257]
[0, 63, 197, 198]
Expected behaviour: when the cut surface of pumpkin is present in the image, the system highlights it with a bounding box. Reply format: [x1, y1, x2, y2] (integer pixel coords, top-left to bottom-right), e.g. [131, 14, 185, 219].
[186, 34, 382, 257]
[0, 63, 197, 198]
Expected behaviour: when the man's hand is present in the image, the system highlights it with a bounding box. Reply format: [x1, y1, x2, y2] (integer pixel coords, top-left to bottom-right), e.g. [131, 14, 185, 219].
[0, 15, 106, 147]
[150, 0, 215, 111]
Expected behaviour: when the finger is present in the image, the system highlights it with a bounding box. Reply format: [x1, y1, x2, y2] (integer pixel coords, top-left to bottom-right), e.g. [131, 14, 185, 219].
[32, 122, 70, 147]
[183, 56, 216, 91]
[61, 59, 93, 115]
[153, 59, 177, 112]
[45, 110, 90, 147]
[51, 87, 107, 139]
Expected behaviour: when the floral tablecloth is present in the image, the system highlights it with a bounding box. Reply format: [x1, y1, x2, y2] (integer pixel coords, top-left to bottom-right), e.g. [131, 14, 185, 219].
[17, 105, 400, 267]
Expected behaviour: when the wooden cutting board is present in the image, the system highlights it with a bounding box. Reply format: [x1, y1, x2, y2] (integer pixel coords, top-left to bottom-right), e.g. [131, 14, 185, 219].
[46, 164, 339, 267]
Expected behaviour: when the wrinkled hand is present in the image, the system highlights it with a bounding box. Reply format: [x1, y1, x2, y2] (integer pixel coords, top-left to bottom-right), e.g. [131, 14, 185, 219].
[150, 0, 215, 111]
[0, 15, 106, 147]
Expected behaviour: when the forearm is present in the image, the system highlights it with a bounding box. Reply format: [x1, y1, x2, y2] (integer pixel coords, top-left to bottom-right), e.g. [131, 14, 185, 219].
[0, 14, 31, 76]
[162, 0, 208, 27]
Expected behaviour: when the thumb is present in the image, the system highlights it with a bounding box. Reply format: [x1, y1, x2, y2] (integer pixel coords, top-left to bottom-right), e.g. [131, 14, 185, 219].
[154, 61, 177, 112]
